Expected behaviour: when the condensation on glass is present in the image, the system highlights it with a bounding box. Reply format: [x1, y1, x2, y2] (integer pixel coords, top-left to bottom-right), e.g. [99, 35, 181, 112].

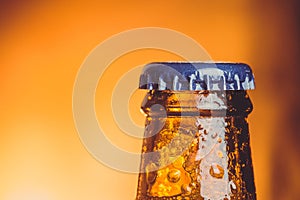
[136, 62, 256, 200]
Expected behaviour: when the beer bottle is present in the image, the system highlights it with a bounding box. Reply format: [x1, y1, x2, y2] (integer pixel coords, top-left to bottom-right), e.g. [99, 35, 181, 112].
[136, 62, 256, 200]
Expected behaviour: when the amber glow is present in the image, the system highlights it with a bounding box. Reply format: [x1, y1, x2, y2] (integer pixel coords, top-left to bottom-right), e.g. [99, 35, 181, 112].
[136, 91, 256, 199]
[1, 1, 299, 200]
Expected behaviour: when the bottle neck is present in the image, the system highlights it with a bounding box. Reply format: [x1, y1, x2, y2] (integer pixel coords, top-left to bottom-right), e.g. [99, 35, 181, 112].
[141, 90, 253, 117]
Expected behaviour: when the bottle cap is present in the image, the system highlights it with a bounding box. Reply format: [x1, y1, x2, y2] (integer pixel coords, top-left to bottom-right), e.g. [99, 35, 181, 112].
[139, 62, 255, 91]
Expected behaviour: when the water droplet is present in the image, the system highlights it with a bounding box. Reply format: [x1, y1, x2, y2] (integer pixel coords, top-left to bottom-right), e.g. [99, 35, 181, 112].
[190, 143, 198, 153]
[167, 169, 181, 183]
[161, 146, 168, 152]
[217, 151, 223, 158]
[190, 182, 197, 189]
[146, 163, 157, 172]
[197, 175, 201, 182]
[183, 161, 194, 172]
[197, 124, 203, 130]
[170, 147, 177, 155]
[166, 134, 174, 140]
[229, 180, 237, 194]
[209, 164, 224, 179]
[147, 171, 157, 184]
[146, 163, 157, 184]
[228, 152, 235, 160]
[211, 132, 218, 139]
[173, 138, 181, 146]
[217, 137, 222, 143]
[181, 184, 192, 195]
[142, 145, 147, 152]
[190, 171, 197, 180]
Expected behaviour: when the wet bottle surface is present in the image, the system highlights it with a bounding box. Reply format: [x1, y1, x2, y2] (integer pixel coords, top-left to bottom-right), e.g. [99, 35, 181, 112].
[136, 62, 256, 200]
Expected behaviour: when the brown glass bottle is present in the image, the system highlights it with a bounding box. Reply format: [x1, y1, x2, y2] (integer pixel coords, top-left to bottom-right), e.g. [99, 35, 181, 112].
[136, 62, 256, 200]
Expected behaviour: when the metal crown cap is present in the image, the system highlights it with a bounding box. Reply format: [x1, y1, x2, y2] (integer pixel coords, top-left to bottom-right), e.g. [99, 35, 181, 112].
[139, 62, 255, 91]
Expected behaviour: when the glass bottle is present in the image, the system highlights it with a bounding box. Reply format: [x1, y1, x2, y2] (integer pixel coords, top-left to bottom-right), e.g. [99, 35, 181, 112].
[136, 62, 256, 200]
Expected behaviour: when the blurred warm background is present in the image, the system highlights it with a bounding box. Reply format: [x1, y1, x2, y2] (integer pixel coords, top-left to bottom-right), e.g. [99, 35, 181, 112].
[1, 0, 299, 199]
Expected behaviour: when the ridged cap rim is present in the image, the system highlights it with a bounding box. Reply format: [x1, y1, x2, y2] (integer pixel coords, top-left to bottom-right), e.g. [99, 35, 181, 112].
[139, 62, 255, 91]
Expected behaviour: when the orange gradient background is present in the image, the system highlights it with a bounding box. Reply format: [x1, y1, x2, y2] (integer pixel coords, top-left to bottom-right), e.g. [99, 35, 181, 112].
[1, 1, 299, 200]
